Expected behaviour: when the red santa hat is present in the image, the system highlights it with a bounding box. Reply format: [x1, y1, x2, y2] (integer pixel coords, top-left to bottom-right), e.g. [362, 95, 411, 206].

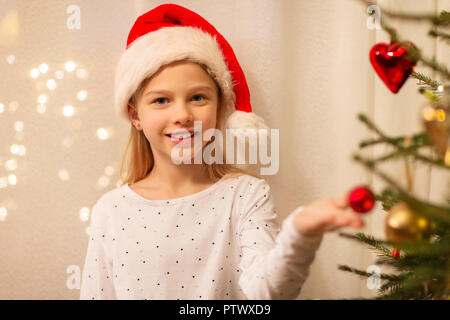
[114, 3, 268, 134]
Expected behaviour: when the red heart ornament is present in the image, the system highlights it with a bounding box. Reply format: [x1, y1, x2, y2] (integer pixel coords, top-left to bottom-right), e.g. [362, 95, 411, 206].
[369, 42, 417, 94]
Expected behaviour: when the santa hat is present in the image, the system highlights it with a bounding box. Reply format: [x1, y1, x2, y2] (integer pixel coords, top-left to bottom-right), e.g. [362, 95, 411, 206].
[114, 3, 268, 134]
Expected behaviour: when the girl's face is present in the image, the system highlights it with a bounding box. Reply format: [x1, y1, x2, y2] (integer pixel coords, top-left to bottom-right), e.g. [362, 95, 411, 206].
[129, 61, 219, 163]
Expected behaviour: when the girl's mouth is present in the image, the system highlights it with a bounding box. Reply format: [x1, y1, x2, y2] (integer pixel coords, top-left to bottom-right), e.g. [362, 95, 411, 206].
[166, 131, 198, 144]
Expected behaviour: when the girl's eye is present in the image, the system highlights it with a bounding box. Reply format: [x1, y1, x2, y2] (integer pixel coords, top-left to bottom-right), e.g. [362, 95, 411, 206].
[153, 97, 168, 105]
[192, 94, 206, 102]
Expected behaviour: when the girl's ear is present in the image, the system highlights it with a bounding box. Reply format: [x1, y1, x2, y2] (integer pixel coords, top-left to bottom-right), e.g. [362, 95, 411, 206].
[128, 103, 142, 130]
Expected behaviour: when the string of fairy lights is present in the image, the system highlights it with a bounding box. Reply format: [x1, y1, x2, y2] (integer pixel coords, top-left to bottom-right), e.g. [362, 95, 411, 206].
[1, 54, 121, 235]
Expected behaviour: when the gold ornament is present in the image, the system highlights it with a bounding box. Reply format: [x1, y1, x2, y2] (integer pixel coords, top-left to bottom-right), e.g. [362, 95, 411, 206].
[385, 202, 434, 242]
[421, 89, 450, 165]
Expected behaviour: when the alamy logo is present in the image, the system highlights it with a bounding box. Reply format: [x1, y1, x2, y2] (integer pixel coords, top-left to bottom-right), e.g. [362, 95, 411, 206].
[366, 5, 381, 30]
[66, 5, 81, 30]
[170, 121, 279, 175]
[366, 265, 381, 290]
[66, 265, 81, 290]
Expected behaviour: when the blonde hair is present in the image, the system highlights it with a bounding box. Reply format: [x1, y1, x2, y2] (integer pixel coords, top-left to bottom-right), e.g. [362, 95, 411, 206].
[118, 60, 261, 186]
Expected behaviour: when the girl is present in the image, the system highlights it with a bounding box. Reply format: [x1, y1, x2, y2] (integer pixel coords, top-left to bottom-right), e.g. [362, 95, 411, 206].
[80, 4, 364, 300]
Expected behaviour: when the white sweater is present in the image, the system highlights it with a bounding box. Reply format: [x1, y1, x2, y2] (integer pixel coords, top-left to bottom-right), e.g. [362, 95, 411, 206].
[79, 174, 322, 300]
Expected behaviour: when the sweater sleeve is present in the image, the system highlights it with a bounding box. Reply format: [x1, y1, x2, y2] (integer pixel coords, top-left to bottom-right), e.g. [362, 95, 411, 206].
[237, 178, 323, 300]
[79, 197, 116, 300]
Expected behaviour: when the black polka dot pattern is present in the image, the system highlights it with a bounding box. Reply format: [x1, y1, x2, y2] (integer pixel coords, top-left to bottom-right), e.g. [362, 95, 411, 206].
[79, 174, 321, 300]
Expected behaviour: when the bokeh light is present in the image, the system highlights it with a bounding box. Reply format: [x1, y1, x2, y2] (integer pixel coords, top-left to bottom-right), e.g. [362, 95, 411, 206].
[5, 159, 17, 171]
[10, 144, 20, 155]
[14, 121, 24, 132]
[0, 207, 7, 221]
[65, 61, 76, 72]
[96, 128, 110, 140]
[63, 105, 75, 117]
[77, 90, 87, 101]
[58, 169, 70, 181]
[37, 94, 47, 104]
[46, 79, 56, 90]
[10, 143, 26, 156]
[30, 68, 39, 79]
[39, 64, 48, 74]
[79, 207, 90, 222]
[6, 55, 15, 64]
[7, 174, 17, 185]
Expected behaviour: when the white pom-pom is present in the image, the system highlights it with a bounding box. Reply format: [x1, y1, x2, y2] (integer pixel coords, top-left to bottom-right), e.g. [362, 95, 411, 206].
[225, 110, 269, 131]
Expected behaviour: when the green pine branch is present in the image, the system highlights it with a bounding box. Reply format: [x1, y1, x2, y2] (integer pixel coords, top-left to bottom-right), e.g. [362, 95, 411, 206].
[429, 29, 450, 42]
[356, 114, 449, 170]
[375, 280, 427, 300]
[338, 265, 405, 282]
[377, 188, 400, 211]
[339, 263, 448, 299]
[359, 132, 431, 149]
[339, 232, 393, 256]
[378, 272, 413, 293]
[418, 88, 441, 102]
[375, 254, 448, 273]
[376, 271, 448, 299]
[352, 154, 450, 224]
[411, 71, 441, 90]
[337, 266, 416, 299]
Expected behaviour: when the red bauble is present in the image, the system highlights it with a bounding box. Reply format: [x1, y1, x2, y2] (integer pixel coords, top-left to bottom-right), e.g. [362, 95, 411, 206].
[369, 41, 417, 94]
[349, 185, 375, 213]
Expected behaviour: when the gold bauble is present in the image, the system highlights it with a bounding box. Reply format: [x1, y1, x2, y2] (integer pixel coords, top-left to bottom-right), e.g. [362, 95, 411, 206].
[385, 202, 434, 242]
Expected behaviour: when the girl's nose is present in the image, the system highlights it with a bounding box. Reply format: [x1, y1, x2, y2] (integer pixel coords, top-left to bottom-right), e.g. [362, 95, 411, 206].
[176, 116, 193, 125]
[173, 103, 194, 125]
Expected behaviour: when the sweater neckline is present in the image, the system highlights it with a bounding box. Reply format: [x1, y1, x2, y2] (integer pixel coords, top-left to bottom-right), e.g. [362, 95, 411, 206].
[124, 176, 229, 206]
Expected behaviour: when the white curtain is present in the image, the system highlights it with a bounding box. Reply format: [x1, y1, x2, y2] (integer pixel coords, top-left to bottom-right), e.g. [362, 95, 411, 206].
[0, 0, 447, 299]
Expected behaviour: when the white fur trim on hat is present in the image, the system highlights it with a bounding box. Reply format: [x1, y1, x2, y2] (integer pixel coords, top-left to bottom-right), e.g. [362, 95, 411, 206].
[225, 110, 269, 131]
[114, 26, 236, 122]
[225, 110, 270, 145]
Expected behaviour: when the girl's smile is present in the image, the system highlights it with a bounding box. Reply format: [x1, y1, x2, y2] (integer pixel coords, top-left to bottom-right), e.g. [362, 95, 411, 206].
[167, 130, 199, 145]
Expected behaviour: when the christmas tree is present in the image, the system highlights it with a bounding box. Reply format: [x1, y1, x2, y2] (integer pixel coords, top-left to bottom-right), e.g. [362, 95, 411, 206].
[337, 0, 450, 299]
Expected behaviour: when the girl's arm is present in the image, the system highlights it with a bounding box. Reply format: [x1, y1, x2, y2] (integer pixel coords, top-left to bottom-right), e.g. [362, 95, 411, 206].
[236, 178, 324, 300]
[79, 198, 116, 300]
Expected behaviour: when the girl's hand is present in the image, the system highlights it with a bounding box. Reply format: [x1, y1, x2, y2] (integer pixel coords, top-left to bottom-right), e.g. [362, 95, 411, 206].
[292, 191, 365, 237]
